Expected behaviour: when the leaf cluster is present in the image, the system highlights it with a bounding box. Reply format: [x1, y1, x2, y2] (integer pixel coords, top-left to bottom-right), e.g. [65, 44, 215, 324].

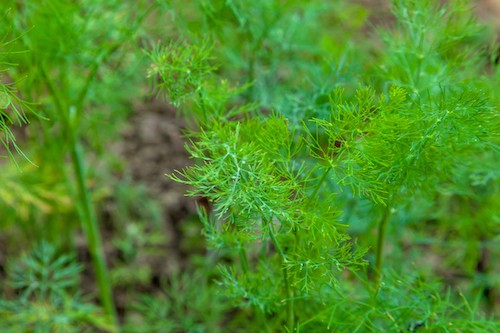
[308, 84, 497, 206]
[146, 41, 216, 107]
[301, 271, 500, 332]
[155, 0, 499, 330]
[0, 242, 112, 333]
[170, 112, 367, 318]
[0, 32, 35, 162]
[125, 270, 231, 333]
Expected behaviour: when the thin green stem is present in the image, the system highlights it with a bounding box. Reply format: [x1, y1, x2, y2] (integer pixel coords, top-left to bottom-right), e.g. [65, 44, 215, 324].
[239, 246, 249, 274]
[283, 262, 294, 332]
[197, 89, 209, 124]
[69, 40, 123, 329]
[264, 218, 294, 332]
[266, 219, 285, 259]
[39, 65, 67, 124]
[40, 66, 118, 327]
[308, 166, 331, 205]
[373, 199, 393, 288]
[70, 140, 118, 328]
[238, 243, 271, 332]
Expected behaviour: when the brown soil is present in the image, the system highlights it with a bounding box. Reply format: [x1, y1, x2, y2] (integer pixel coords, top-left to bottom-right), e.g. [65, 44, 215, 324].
[95, 98, 199, 316]
[114, 98, 197, 271]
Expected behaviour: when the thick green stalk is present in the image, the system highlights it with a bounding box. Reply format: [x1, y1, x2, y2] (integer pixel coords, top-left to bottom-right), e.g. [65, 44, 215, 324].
[373, 199, 393, 287]
[40, 65, 118, 327]
[70, 140, 118, 328]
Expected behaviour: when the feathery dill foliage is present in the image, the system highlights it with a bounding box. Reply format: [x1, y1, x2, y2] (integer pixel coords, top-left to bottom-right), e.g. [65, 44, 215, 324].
[378, 0, 488, 92]
[170, 112, 367, 315]
[305, 271, 500, 332]
[149, 39, 367, 329]
[360, 0, 498, 286]
[149, 0, 499, 331]
[124, 271, 230, 333]
[0, 35, 34, 162]
[309, 85, 495, 205]
[170, 0, 369, 115]
[146, 41, 216, 107]
[0, 242, 112, 333]
[146, 41, 255, 123]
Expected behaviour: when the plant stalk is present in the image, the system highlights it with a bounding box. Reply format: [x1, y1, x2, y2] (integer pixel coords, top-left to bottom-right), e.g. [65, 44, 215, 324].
[265, 218, 294, 332]
[373, 199, 393, 288]
[239, 246, 249, 273]
[283, 261, 294, 332]
[308, 166, 331, 205]
[41, 66, 118, 328]
[70, 140, 118, 328]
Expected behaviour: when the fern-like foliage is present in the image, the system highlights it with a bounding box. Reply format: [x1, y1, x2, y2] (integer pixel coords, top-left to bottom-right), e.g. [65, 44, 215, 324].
[168, 113, 367, 325]
[0, 31, 34, 162]
[149, 0, 499, 330]
[0, 241, 113, 333]
[125, 271, 231, 333]
[299, 270, 500, 332]
[308, 85, 496, 206]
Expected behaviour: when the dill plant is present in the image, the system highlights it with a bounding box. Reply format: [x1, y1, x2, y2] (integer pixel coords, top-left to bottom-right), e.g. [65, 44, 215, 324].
[0, 34, 34, 163]
[365, 0, 498, 285]
[166, 0, 371, 114]
[150, 0, 499, 331]
[0, 0, 497, 331]
[124, 270, 231, 333]
[148, 41, 367, 331]
[0, 242, 112, 333]
[0, 0, 156, 328]
[308, 84, 496, 285]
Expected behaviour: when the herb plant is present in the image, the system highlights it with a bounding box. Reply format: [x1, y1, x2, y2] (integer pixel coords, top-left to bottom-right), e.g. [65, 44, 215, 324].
[0, 0, 498, 332]
[149, 0, 499, 331]
[0, 242, 111, 332]
[1, 0, 155, 329]
[0, 34, 34, 163]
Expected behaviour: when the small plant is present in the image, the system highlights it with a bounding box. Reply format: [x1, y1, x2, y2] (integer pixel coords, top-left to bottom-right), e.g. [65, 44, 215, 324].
[125, 270, 230, 333]
[0, 241, 112, 333]
[1, 1, 156, 328]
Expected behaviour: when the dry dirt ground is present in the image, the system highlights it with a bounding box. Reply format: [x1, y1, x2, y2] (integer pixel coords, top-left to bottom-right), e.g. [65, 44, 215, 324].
[115, 99, 195, 268]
